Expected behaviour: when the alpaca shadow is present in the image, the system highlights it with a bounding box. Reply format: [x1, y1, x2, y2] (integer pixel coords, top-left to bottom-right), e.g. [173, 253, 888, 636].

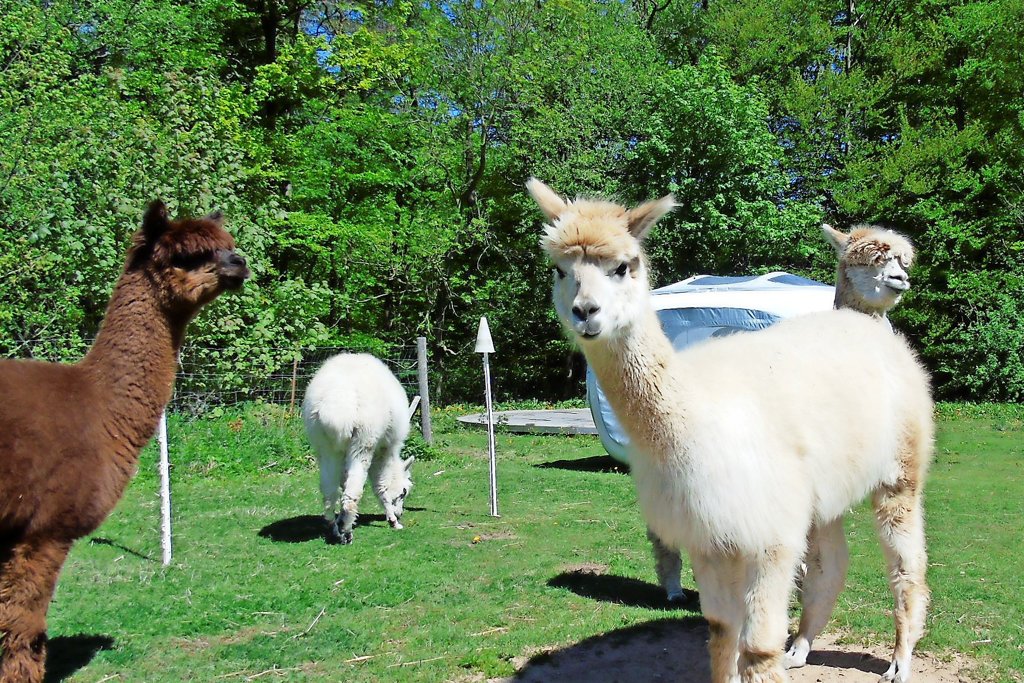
[511, 617, 709, 682]
[44, 634, 115, 682]
[548, 571, 700, 612]
[89, 537, 152, 561]
[258, 511, 423, 543]
[534, 455, 629, 474]
[258, 515, 324, 542]
[803, 647, 891, 675]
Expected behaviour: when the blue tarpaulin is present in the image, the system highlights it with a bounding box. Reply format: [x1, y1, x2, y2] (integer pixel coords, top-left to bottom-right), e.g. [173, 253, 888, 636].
[587, 272, 835, 463]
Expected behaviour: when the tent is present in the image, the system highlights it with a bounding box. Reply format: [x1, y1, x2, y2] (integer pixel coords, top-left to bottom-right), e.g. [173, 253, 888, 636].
[587, 272, 836, 463]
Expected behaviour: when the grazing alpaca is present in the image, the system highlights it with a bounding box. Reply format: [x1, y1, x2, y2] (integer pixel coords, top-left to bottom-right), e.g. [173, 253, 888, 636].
[822, 223, 915, 322]
[0, 202, 249, 683]
[303, 353, 415, 545]
[528, 179, 933, 683]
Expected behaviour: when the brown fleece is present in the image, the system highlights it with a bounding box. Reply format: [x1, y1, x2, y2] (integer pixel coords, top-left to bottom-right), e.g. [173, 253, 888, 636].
[0, 202, 248, 683]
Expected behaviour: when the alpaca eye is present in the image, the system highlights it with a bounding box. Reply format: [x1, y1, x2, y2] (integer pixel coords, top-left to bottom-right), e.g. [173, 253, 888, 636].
[554, 266, 566, 279]
[172, 252, 212, 271]
[614, 263, 628, 277]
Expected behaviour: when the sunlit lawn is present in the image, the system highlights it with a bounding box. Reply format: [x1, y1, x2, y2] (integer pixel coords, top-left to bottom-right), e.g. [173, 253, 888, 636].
[45, 403, 1023, 682]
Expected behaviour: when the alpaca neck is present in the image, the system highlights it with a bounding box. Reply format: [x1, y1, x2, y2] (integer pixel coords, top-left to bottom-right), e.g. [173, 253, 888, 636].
[80, 269, 186, 452]
[835, 267, 888, 319]
[585, 307, 686, 461]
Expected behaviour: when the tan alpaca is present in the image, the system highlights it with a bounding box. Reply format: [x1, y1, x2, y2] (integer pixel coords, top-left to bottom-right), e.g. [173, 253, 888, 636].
[528, 179, 933, 683]
[783, 223, 917, 669]
[822, 223, 915, 321]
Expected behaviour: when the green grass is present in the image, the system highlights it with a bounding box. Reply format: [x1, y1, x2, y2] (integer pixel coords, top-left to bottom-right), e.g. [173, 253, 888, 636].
[44, 403, 1023, 682]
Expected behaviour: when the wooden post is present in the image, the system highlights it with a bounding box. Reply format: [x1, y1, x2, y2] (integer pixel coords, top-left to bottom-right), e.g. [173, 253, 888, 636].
[416, 336, 433, 445]
[288, 356, 299, 414]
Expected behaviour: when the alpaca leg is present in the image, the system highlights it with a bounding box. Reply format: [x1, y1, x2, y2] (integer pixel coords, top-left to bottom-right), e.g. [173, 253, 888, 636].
[318, 452, 346, 544]
[785, 518, 849, 668]
[737, 547, 800, 683]
[874, 485, 929, 683]
[692, 551, 744, 683]
[372, 442, 404, 529]
[336, 455, 370, 545]
[0, 537, 72, 683]
[647, 528, 684, 602]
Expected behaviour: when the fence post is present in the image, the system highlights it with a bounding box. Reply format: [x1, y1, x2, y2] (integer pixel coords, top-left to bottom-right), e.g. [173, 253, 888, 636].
[416, 336, 433, 445]
[158, 411, 172, 566]
[289, 356, 299, 414]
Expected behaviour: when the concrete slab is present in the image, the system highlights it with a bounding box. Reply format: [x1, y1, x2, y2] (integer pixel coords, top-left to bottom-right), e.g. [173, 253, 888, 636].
[457, 408, 597, 436]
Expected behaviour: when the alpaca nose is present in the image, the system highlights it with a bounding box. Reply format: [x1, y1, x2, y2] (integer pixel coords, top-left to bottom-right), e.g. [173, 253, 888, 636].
[572, 302, 600, 322]
[227, 252, 247, 268]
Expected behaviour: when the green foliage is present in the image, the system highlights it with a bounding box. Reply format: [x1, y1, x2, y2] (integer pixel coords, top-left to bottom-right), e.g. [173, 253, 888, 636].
[646, 0, 1024, 400]
[1, 0, 1021, 400]
[628, 55, 825, 279]
[0, 0, 329, 369]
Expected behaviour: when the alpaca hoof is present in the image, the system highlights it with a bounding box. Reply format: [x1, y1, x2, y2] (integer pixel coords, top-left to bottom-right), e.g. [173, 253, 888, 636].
[666, 589, 686, 604]
[783, 642, 809, 669]
[325, 525, 353, 545]
[783, 650, 806, 669]
[390, 520, 404, 530]
[879, 660, 909, 683]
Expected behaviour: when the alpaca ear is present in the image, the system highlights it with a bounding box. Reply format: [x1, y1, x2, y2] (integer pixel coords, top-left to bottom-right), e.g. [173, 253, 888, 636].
[205, 209, 225, 226]
[404, 456, 416, 471]
[626, 195, 676, 239]
[143, 200, 170, 242]
[526, 178, 568, 221]
[821, 223, 849, 254]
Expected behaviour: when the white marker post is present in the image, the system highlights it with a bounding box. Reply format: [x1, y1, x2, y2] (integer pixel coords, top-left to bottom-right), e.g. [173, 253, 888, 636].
[157, 411, 172, 566]
[475, 317, 499, 517]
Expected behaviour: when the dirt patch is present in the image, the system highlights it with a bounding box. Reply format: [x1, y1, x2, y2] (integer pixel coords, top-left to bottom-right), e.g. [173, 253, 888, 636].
[496, 620, 972, 682]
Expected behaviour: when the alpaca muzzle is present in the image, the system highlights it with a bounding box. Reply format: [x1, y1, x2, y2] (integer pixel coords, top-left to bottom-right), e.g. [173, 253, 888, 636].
[218, 250, 251, 290]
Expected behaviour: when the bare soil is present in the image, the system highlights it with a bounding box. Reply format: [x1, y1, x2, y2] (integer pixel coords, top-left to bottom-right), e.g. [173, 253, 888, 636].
[496, 620, 971, 682]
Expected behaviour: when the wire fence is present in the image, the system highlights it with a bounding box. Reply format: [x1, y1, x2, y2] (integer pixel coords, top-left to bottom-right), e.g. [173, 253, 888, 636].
[2, 339, 430, 422]
[170, 342, 423, 415]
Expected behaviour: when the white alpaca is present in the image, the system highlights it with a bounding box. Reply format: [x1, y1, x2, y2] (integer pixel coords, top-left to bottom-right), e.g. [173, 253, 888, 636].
[822, 223, 915, 322]
[303, 353, 415, 545]
[528, 179, 933, 683]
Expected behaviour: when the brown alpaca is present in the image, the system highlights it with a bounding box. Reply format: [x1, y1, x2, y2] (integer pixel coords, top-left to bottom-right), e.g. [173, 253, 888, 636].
[0, 202, 249, 683]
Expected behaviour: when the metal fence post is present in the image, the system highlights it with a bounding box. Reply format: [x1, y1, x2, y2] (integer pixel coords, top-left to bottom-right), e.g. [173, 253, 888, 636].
[416, 336, 433, 445]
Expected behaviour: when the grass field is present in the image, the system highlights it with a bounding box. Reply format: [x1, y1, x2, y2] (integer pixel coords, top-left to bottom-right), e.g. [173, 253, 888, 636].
[44, 402, 1023, 682]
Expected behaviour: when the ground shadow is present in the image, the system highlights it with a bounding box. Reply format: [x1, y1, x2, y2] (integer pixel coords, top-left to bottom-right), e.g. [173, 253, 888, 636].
[548, 571, 700, 612]
[535, 455, 629, 474]
[804, 647, 890, 675]
[259, 512, 424, 543]
[509, 618, 897, 683]
[258, 515, 324, 542]
[44, 634, 115, 682]
[89, 537, 152, 561]
[510, 618, 709, 682]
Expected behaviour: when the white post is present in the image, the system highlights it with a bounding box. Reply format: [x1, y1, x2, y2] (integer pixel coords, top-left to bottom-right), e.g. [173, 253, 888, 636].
[158, 411, 172, 566]
[475, 317, 499, 517]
